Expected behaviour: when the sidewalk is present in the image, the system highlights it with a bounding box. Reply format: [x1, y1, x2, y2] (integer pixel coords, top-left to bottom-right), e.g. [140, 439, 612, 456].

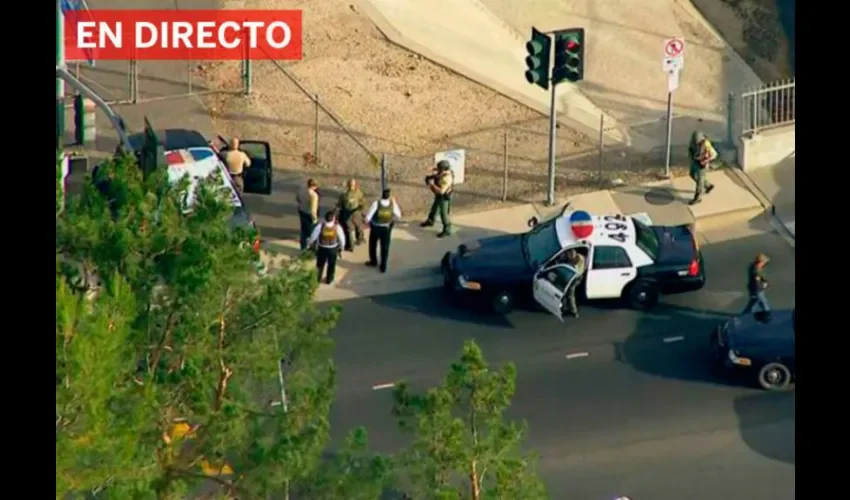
[259, 168, 764, 302]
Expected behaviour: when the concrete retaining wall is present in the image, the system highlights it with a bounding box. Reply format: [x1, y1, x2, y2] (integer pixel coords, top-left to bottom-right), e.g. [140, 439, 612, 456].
[737, 124, 795, 171]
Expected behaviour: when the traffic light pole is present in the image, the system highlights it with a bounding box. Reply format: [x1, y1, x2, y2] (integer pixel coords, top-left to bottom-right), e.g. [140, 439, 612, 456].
[546, 83, 558, 206]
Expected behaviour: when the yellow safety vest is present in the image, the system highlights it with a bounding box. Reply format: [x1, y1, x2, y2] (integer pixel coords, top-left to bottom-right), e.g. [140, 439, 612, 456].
[374, 203, 394, 226]
[318, 224, 339, 247]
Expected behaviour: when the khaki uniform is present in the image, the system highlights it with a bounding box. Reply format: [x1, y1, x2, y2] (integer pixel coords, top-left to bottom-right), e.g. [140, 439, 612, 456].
[424, 170, 454, 236]
[688, 133, 717, 203]
[296, 186, 320, 250]
[565, 253, 586, 316]
[224, 150, 251, 194]
[337, 189, 366, 250]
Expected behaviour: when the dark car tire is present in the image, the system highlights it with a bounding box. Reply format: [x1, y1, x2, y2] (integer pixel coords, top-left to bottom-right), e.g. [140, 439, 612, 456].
[757, 362, 792, 391]
[625, 280, 660, 311]
[491, 291, 515, 315]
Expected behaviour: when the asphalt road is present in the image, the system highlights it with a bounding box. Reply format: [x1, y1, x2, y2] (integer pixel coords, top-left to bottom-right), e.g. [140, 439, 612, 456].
[328, 223, 795, 500]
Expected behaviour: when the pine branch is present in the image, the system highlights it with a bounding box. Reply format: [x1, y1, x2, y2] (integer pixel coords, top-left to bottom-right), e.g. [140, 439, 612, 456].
[149, 310, 177, 377]
[214, 289, 233, 412]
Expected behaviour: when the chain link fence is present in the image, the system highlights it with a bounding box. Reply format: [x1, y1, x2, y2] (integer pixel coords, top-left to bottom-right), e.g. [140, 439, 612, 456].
[214, 58, 685, 216]
[65, 58, 247, 106]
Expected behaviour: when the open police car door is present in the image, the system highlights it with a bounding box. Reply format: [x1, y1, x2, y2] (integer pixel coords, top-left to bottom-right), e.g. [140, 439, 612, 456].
[532, 264, 580, 321]
[218, 137, 274, 195]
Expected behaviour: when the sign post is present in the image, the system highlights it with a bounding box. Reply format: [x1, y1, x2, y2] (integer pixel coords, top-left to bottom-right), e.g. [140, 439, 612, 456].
[662, 37, 685, 179]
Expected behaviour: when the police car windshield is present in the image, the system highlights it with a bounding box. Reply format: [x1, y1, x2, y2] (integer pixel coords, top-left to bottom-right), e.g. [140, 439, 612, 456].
[522, 219, 562, 268]
[633, 219, 661, 261]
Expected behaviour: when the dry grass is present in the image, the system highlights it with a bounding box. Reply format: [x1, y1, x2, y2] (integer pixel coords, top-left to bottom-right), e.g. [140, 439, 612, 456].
[199, 0, 678, 215]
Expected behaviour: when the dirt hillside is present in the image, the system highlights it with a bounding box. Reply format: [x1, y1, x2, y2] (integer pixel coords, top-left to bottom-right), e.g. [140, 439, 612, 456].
[200, 0, 667, 214]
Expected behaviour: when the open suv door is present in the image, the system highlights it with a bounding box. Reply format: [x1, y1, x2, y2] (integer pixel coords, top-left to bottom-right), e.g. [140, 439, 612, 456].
[219, 139, 273, 195]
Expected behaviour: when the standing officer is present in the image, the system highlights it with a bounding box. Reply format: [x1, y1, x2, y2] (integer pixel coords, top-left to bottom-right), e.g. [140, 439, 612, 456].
[223, 137, 252, 194]
[688, 131, 718, 205]
[564, 249, 586, 318]
[420, 160, 454, 238]
[364, 189, 402, 273]
[306, 210, 346, 285]
[296, 178, 320, 250]
[743, 253, 771, 317]
[336, 178, 366, 252]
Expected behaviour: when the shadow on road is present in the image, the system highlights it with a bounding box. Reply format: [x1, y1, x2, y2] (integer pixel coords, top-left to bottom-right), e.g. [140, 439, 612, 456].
[615, 303, 732, 386]
[368, 287, 516, 329]
[734, 391, 795, 464]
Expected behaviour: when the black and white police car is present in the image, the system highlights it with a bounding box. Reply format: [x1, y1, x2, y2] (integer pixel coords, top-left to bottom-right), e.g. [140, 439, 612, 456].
[440, 204, 706, 319]
[96, 128, 275, 270]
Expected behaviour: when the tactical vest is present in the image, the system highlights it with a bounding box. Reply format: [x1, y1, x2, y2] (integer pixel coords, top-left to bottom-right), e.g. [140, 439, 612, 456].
[318, 223, 339, 247]
[342, 190, 363, 211]
[373, 203, 394, 226]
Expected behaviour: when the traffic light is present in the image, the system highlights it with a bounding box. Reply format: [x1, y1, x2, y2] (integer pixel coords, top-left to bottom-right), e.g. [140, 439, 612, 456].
[552, 28, 585, 84]
[73, 95, 97, 145]
[524, 27, 551, 90]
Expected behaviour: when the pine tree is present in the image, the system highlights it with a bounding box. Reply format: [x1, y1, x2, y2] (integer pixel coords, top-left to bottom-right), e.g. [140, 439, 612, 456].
[392, 340, 548, 500]
[56, 154, 340, 498]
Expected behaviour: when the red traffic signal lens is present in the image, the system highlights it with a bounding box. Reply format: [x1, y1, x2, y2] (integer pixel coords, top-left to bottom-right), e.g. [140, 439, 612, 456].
[566, 40, 579, 51]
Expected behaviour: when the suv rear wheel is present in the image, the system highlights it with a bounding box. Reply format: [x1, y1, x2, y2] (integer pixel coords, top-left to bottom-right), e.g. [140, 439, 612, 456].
[625, 279, 660, 310]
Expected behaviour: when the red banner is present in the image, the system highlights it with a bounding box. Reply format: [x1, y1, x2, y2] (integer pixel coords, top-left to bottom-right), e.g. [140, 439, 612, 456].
[63, 10, 303, 61]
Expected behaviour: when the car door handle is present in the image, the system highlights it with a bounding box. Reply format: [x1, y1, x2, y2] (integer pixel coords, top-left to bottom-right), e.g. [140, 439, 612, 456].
[620, 272, 631, 276]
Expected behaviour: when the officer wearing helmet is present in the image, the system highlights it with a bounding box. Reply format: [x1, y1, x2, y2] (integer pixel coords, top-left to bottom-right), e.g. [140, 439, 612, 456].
[688, 130, 717, 205]
[420, 160, 454, 237]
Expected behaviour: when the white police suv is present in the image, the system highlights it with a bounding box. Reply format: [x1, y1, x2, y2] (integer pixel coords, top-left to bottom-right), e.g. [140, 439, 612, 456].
[440, 204, 706, 319]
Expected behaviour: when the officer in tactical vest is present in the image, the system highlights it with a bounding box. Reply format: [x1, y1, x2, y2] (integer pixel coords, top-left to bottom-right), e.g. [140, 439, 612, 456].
[688, 130, 717, 205]
[336, 178, 366, 252]
[420, 160, 454, 237]
[564, 249, 586, 318]
[364, 189, 403, 273]
[306, 210, 347, 285]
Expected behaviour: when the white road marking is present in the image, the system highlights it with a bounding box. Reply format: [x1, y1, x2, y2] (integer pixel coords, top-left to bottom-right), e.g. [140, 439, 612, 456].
[372, 383, 395, 391]
[565, 352, 590, 360]
[663, 336, 685, 343]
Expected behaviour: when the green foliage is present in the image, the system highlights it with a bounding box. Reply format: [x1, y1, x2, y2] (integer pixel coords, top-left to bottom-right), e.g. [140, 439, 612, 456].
[392, 340, 548, 500]
[298, 427, 395, 500]
[56, 154, 340, 499]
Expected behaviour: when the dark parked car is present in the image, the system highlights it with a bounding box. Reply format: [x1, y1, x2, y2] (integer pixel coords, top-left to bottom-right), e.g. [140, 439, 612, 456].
[710, 309, 795, 391]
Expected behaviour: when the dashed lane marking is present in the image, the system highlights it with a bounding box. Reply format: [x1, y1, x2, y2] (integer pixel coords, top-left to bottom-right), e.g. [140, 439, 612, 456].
[565, 352, 590, 360]
[663, 335, 685, 343]
[372, 383, 395, 391]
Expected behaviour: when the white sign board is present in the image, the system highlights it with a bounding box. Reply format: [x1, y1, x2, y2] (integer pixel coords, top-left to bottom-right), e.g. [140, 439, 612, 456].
[662, 56, 684, 73]
[434, 149, 466, 185]
[667, 69, 680, 92]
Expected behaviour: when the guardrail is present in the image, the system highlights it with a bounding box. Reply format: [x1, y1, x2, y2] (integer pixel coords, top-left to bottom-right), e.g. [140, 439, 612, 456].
[740, 79, 795, 135]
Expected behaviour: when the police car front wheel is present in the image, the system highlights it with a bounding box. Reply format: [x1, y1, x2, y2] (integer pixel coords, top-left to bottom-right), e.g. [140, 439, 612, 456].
[625, 280, 660, 311]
